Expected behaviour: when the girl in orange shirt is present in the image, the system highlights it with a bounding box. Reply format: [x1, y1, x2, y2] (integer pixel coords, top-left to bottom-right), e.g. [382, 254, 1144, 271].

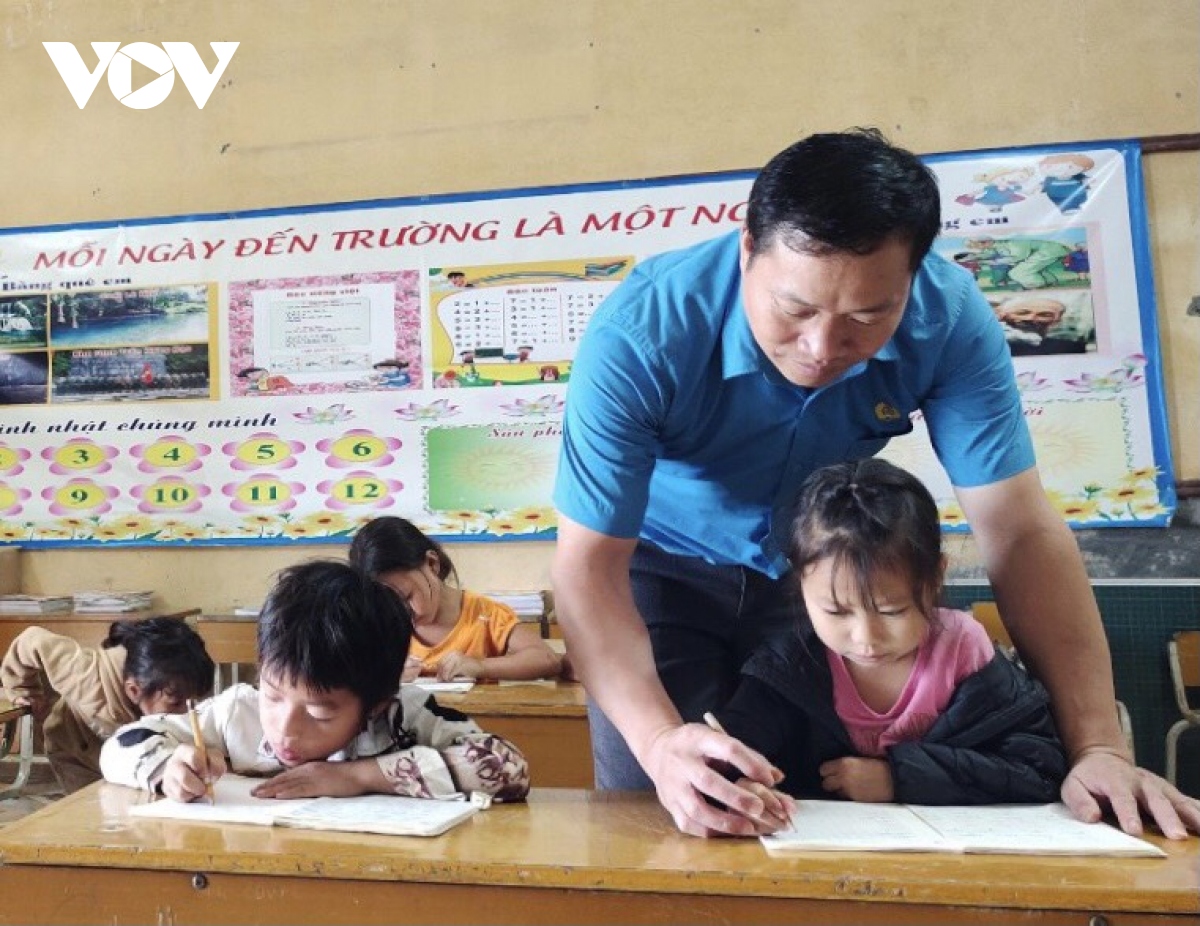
[350, 517, 562, 682]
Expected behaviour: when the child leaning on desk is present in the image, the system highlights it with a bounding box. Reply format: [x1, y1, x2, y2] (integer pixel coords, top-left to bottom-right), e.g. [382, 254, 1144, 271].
[349, 516, 562, 683]
[1, 617, 214, 793]
[100, 561, 530, 804]
[711, 459, 1069, 830]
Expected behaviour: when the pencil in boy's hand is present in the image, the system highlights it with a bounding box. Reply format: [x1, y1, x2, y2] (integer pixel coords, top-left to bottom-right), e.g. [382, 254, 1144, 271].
[702, 711, 727, 735]
[186, 698, 214, 804]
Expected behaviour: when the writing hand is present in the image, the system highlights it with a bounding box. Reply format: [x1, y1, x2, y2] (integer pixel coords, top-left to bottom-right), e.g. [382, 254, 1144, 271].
[641, 722, 785, 838]
[401, 657, 423, 683]
[436, 651, 484, 681]
[161, 743, 226, 803]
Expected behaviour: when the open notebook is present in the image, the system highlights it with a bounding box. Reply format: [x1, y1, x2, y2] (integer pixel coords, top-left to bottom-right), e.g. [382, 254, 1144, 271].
[129, 774, 480, 837]
[761, 801, 1166, 857]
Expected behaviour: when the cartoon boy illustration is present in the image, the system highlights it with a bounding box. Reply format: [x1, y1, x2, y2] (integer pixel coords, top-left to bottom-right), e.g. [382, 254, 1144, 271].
[372, 359, 412, 388]
[1038, 153, 1095, 215]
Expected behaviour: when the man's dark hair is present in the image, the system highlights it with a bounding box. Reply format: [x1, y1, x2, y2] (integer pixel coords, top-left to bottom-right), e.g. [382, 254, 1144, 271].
[257, 560, 413, 711]
[745, 127, 941, 270]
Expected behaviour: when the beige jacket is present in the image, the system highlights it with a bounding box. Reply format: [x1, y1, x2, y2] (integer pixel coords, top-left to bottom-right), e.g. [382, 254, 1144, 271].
[1, 627, 137, 792]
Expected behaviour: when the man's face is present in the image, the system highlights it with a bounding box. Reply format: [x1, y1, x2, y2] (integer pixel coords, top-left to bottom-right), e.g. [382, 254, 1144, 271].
[999, 300, 1064, 334]
[739, 229, 913, 390]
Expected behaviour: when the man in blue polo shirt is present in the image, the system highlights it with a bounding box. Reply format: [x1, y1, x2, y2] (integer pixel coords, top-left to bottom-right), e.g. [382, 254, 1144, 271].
[552, 129, 1200, 839]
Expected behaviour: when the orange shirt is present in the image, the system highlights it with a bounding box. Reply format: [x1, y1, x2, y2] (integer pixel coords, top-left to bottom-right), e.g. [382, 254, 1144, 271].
[411, 589, 520, 672]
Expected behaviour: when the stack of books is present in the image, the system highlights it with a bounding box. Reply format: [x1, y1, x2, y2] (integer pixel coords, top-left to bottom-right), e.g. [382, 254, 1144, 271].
[483, 591, 545, 622]
[0, 594, 74, 615]
[72, 591, 154, 613]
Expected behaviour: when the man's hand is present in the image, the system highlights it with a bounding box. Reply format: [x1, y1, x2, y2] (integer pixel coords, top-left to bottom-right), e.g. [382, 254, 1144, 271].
[640, 722, 786, 837]
[1062, 748, 1200, 839]
[819, 756, 895, 803]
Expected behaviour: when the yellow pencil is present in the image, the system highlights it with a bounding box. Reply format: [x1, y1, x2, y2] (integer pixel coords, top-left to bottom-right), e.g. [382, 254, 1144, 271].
[186, 698, 214, 804]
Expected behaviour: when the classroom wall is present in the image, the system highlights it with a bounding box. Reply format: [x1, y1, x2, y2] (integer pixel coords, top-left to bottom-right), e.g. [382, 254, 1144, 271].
[1, 0, 1198, 608]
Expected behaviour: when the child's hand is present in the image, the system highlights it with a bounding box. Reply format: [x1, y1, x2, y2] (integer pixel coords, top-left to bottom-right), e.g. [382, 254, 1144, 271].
[162, 743, 226, 802]
[435, 651, 484, 681]
[734, 777, 796, 833]
[252, 759, 382, 799]
[818, 757, 895, 803]
[402, 656, 423, 683]
[11, 693, 50, 723]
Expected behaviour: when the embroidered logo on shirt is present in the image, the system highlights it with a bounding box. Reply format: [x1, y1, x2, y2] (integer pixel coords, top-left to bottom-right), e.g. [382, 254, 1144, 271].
[874, 402, 901, 422]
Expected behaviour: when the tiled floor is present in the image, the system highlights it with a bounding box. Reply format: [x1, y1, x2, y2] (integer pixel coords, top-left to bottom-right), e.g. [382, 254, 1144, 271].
[0, 764, 64, 826]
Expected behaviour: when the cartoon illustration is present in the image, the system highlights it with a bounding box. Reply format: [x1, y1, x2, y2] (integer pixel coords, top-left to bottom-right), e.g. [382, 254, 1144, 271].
[955, 165, 1033, 211]
[372, 359, 412, 388]
[237, 366, 296, 393]
[1063, 242, 1091, 281]
[1038, 153, 1095, 215]
[539, 365, 561, 382]
[956, 236, 1073, 290]
[434, 368, 461, 388]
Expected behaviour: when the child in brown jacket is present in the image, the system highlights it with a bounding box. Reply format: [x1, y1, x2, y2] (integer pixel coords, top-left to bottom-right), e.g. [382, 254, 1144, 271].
[1, 617, 214, 792]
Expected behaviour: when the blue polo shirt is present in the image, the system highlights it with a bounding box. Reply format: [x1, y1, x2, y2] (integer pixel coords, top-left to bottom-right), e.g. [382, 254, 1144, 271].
[554, 231, 1033, 577]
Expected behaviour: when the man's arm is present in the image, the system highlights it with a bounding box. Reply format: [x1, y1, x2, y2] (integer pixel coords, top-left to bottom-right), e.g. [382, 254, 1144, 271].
[551, 515, 782, 836]
[957, 468, 1200, 837]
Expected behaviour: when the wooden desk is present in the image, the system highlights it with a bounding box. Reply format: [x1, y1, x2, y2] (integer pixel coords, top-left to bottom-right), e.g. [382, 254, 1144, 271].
[0, 784, 1195, 925]
[439, 681, 592, 788]
[0, 607, 200, 656]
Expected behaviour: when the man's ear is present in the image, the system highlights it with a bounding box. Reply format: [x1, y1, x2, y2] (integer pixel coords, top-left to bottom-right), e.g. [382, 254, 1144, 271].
[739, 226, 755, 273]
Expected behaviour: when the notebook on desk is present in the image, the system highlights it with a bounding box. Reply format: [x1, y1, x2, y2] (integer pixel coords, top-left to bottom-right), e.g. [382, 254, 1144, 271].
[761, 801, 1166, 857]
[128, 774, 480, 837]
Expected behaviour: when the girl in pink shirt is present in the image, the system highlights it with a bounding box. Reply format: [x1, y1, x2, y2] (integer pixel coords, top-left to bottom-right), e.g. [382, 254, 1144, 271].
[714, 459, 1067, 814]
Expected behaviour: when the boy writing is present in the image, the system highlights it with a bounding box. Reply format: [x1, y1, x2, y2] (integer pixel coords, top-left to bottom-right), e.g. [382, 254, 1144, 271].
[101, 560, 530, 803]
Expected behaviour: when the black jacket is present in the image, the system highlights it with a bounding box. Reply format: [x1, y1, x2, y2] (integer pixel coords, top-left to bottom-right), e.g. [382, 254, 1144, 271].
[718, 623, 1068, 805]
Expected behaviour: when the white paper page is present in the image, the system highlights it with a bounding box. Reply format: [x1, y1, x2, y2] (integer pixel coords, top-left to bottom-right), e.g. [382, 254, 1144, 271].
[410, 679, 476, 693]
[275, 794, 479, 837]
[761, 800, 953, 854]
[129, 774, 312, 826]
[908, 803, 1167, 857]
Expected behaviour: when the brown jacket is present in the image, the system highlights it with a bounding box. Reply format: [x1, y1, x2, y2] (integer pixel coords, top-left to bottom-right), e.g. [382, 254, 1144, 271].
[1, 627, 137, 792]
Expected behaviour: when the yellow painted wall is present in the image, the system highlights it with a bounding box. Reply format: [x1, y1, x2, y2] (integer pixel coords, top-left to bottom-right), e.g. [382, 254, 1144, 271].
[1, 1, 1197, 611]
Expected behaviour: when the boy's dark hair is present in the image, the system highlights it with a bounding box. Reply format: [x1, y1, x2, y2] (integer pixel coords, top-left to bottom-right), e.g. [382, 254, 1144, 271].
[102, 617, 214, 700]
[348, 516, 457, 584]
[745, 127, 941, 271]
[791, 458, 944, 620]
[257, 560, 413, 710]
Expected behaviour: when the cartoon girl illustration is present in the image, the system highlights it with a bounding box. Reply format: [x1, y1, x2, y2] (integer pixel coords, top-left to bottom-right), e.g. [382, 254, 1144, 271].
[955, 165, 1033, 212]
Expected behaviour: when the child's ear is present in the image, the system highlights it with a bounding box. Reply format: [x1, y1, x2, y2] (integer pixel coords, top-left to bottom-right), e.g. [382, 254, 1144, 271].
[122, 677, 143, 705]
[366, 697, 391, 721]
